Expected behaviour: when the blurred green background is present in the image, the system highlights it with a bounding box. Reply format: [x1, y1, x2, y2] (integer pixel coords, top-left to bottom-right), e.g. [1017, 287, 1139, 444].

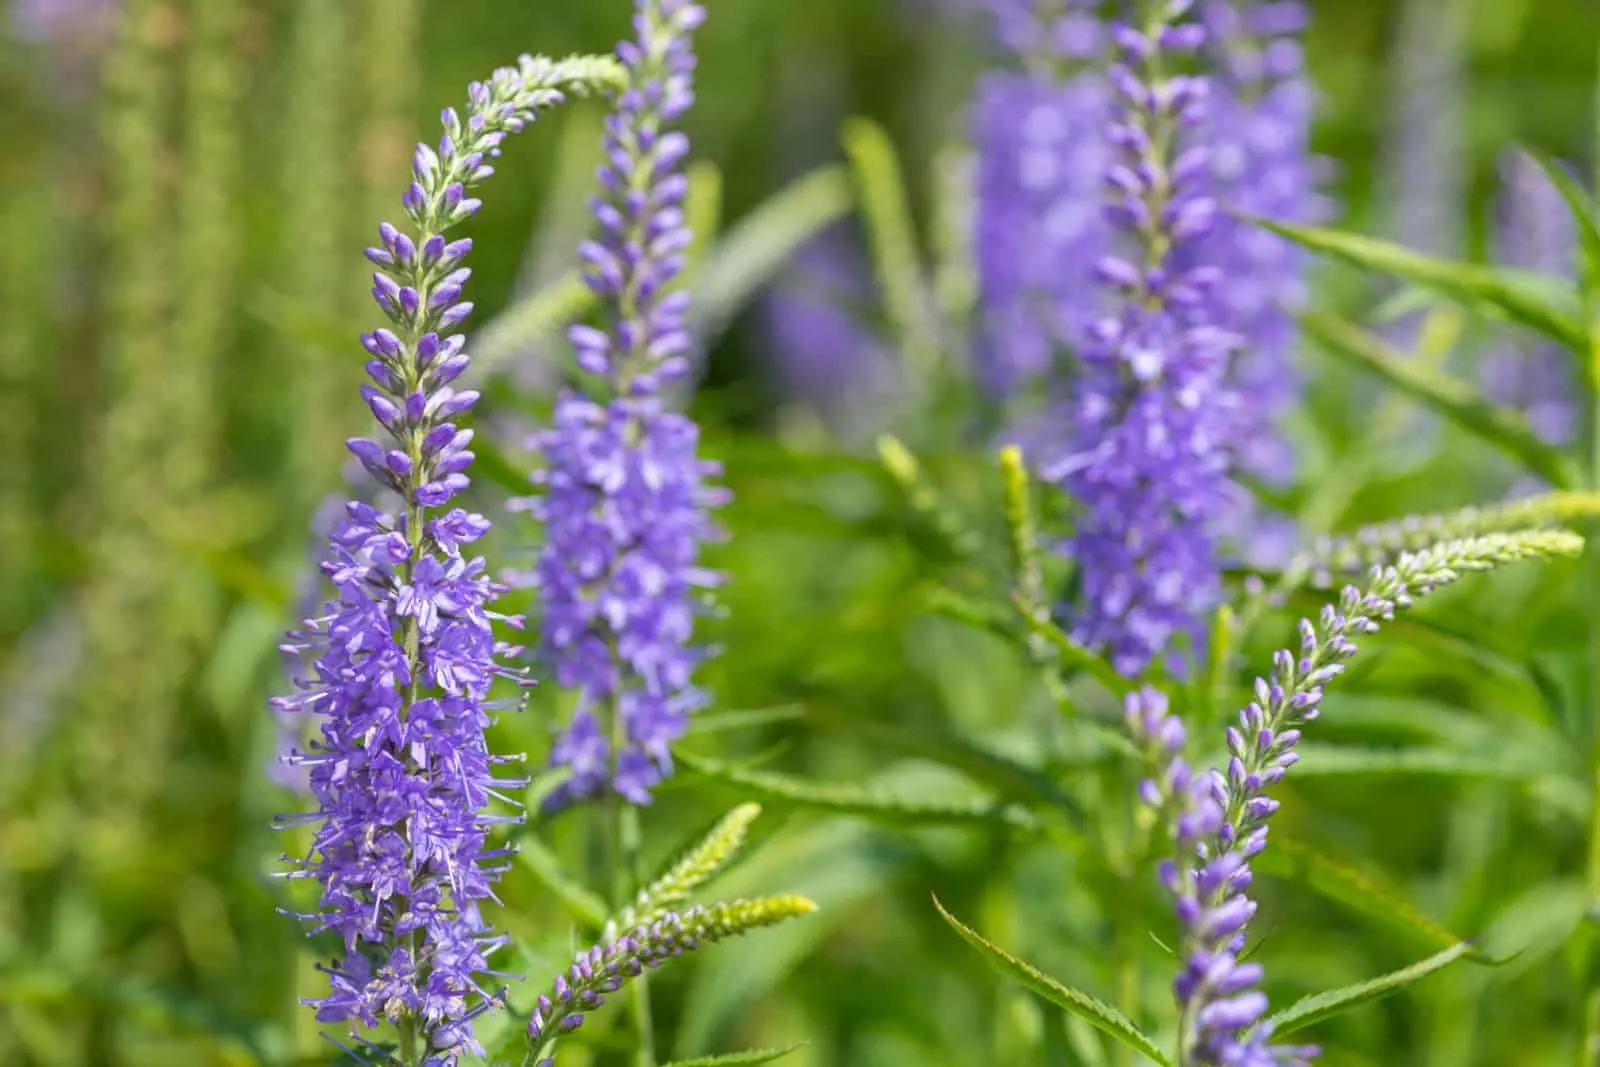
[5, 0, 1600, 1065]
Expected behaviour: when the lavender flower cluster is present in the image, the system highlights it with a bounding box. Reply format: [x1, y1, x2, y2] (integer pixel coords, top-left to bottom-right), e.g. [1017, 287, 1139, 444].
[522, 0, 726, 808]
[272, 56, 619, 1062]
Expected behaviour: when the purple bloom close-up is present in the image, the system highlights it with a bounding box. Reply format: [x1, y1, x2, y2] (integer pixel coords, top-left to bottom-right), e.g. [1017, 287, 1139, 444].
[524, 0, 726, 810]
[268, 55, 619, 1062]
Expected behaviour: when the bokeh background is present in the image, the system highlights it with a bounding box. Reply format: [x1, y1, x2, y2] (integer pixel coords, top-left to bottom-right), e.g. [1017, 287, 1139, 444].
[5, 0, 1600, 1065]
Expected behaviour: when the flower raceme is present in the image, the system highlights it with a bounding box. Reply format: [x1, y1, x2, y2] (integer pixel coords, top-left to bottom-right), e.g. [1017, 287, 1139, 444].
[524, 897, 818, 1066]
[270, 55, 621, 1064]
[1131, 530, 1581, 1067]
[1041, 0, 1238, 677]
[523, 0, 727, 809]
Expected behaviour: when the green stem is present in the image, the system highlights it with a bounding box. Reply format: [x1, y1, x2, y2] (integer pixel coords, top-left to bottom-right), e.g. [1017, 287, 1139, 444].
[606, 695, 656, 1067]
[1582, 165, 1600, 1067]
[398, 1017, 421, 1067]
[621, 804, 657, 1067]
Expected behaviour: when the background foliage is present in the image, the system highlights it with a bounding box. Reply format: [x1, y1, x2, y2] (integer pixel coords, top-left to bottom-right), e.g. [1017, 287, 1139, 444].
[4, 0, 1600, 1065]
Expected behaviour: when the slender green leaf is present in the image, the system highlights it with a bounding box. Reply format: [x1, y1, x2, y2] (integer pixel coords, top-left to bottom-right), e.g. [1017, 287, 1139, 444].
[513, 834, 609, 931]
[925, 586, 1020, 641]
[841, 117, 937, 384]
[1009, 593, 1134, 698]
[661, 1042, 809, 1067]
[686, 705, 807, 735]
[1255, 835, 1501, 962]
[1290, 743, 1558, 782]
[1260, 218, 1587, 348]
[474, 273, 595, 376]
[796, 699, 1086, 822]
[1266, 942, 1476, 1037]
[679, 753, 1041, 831]
[932, 896, 1170, 1066]
[1526, 149, 1600, 299]
[690, 165, 853, 344]
[1299, 311, 1578, 488]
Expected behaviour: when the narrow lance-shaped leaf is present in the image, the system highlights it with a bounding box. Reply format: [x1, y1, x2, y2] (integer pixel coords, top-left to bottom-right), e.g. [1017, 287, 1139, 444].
[1254, 835, 1506, 963]
[1300, 310, 1579, 488]
[679, 753, 1042, 832]
[1259, 217, 1587, 349]
[841, 117, 939, 386]
[931, 895, 1171, 1066]
[1264, 941, 1478, 1037]
[1525, 149, 1600, 303]
[689, 164, 854, 345]
[659, 1042, 809, 1067]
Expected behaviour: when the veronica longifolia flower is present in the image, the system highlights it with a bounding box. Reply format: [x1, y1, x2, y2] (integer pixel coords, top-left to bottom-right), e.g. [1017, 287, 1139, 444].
[1482, 148, 1578, 448]
[1039, 0, 1238, 676]
[523, 0, 727, 809]
[1130, 531, 1578, 1066]
[272, 56, 619, 1062]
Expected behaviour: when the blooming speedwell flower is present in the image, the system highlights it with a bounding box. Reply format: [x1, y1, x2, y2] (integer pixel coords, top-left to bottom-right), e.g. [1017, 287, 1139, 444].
[1482, 148, 1578, 448]
[1130, 530, 1580, 1066]
[271, 55, 621, 1063]
[524, 0, 726, 809]
[1040, 0, 1238, 676]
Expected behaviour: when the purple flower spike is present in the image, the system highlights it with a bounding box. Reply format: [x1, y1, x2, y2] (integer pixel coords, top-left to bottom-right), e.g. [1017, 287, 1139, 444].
[1039, 0, 1239, 676]
[270, 55, 622, 1063]
[1129, 534, 1578, 1066]
[523, 0, 725, 810]
[1129, 685, 1318, 1067]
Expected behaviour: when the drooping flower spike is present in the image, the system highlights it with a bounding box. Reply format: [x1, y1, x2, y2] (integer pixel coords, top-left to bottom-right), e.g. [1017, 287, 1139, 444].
[1131, 530, 1580, 1066]
[270, 55, 621, 1063]
[523, 0, 727, 809]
